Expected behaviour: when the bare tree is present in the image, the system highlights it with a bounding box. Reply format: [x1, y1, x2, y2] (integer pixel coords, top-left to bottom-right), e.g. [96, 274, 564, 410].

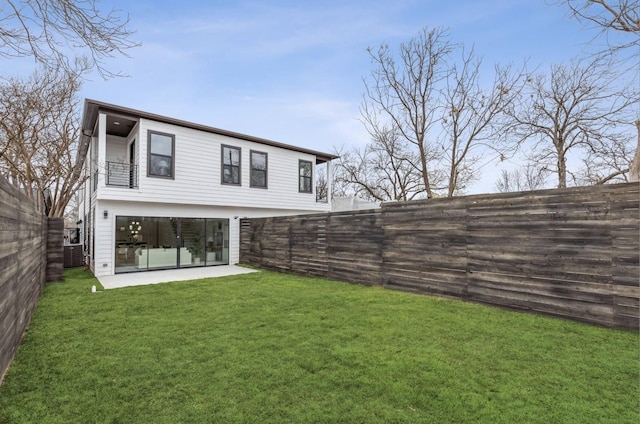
[332, 128, 427, 202]
[558, 0, 639, 38]
[1, 0, 138, 77]
[64, 191, 80, 226]
[577, 129, 636, 184]
[507, 54, 638, 188]
[315, 163, 328, 203]
[630, 120, 640, 181]
[363, 27, 452, 199]
[556, 0, 640, 181]
[495, 165, 549, 193]
[360, 27, 523, 199]
[0, 67, 88, 217]
[440, 47, 524, 196]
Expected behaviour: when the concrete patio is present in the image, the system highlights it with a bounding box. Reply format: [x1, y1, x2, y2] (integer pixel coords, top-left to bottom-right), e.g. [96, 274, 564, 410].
[97, 265, 259, 289]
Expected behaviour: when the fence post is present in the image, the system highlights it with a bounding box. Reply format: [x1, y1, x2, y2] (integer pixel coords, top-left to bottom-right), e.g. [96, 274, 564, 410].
[46, 217, 64, 282]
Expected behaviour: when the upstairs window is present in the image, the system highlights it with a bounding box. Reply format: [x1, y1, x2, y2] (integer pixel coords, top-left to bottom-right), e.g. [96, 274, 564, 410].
[222, 145, 241, 185]
[148, 131, 175, 178]
[250, 151, 267, 188]
[299, 160, 312, 193]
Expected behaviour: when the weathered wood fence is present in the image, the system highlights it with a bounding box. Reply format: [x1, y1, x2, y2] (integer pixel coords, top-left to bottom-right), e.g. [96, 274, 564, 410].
[240, 183, 639, 329]
[0, 176, 63, 384]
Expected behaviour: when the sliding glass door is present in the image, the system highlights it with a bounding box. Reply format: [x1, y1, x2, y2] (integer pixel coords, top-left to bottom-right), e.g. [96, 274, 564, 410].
[115, 216, 229, 273]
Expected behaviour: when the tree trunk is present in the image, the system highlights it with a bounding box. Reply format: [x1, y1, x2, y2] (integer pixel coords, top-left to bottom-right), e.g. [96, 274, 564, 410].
[418, 141, 433, 198]
[557, 150, 567, 188]
[629, 120, 640, 182]
[447, 164, 456, 198]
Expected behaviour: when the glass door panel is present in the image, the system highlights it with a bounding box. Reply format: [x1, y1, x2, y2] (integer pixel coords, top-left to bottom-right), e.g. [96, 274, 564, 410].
[181, 218, 205, 267]
[115, 215, 148, 273]
[146, 217, 178, 270]
[205, 219, 229, 265]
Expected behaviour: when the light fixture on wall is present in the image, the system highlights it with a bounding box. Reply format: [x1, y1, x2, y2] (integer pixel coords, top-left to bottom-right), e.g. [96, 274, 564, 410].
[103, 210, 108, 219]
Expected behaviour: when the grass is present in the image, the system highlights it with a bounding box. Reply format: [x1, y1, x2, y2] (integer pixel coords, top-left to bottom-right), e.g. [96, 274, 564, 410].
[0, 268, 638, 424]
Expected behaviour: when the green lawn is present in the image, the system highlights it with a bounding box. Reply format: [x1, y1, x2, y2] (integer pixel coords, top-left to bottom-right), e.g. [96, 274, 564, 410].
[0, 268, 638, 424]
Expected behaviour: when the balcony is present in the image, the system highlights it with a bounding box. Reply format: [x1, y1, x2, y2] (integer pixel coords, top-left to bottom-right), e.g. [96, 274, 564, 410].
[106, 161, 139, 188]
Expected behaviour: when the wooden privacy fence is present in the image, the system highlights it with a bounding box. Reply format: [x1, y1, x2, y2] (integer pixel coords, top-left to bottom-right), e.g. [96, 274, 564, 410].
[240, 182, 639, 329]
[0, 176, 63, 384]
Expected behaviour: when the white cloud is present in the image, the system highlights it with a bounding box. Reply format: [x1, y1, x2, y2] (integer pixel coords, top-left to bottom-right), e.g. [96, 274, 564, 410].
[74, 0, 636, 197]
[193, 92, 368, 152]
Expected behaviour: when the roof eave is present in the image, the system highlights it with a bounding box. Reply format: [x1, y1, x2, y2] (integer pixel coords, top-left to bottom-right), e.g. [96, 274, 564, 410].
[82, 99, 340, 162]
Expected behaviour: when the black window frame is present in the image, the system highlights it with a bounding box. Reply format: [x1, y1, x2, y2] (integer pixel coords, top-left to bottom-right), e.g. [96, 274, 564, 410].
[250, 150, 268, 189]
[221, 144, 241, 186]
[299, 159, 313, 194]
[147, 130, 175, 179]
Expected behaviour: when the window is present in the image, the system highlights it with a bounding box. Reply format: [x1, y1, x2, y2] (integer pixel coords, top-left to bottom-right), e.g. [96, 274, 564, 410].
[250, 151, 267, 188]
[222, 145, 241, 185]
[299, 160, 312, 193]
[148, 131, 175, 178]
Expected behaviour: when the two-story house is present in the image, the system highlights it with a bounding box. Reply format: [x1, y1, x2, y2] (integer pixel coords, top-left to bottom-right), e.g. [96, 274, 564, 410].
[77, 99, 336, 277]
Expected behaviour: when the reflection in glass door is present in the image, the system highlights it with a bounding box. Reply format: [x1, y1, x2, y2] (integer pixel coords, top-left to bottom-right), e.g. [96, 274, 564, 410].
[182, 218, 205, 267]
[205, 219, 229, 265]
[115, 215, 148, 273]
[146, 217, 178, 270]
[115, 216, 230, 273]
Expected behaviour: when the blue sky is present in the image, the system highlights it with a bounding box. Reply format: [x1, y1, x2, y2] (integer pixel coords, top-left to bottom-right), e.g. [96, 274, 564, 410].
[65, 0, 635, 193]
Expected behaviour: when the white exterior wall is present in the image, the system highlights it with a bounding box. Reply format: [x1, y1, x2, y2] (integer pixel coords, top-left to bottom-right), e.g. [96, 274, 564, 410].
[105, 135, 128, 162]
[92, 199, 320, 276]
[86, 112, 332, 276]
[95, 116, 329, 213]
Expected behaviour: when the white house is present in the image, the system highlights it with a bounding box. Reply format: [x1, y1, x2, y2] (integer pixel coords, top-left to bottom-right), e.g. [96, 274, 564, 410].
[77, 99, 337, 277]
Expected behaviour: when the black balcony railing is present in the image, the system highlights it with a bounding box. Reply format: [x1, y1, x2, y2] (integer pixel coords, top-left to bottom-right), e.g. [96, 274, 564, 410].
[106, 161, 139, 188]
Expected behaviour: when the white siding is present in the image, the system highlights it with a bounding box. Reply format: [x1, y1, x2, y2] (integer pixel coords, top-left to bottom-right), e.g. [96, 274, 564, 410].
[95, 116, 330, 213]
[93, 199, 113, 275]
[105, 135, 127, 162]
[91, 199, 321, 276]
[87, 112, 333, 276]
